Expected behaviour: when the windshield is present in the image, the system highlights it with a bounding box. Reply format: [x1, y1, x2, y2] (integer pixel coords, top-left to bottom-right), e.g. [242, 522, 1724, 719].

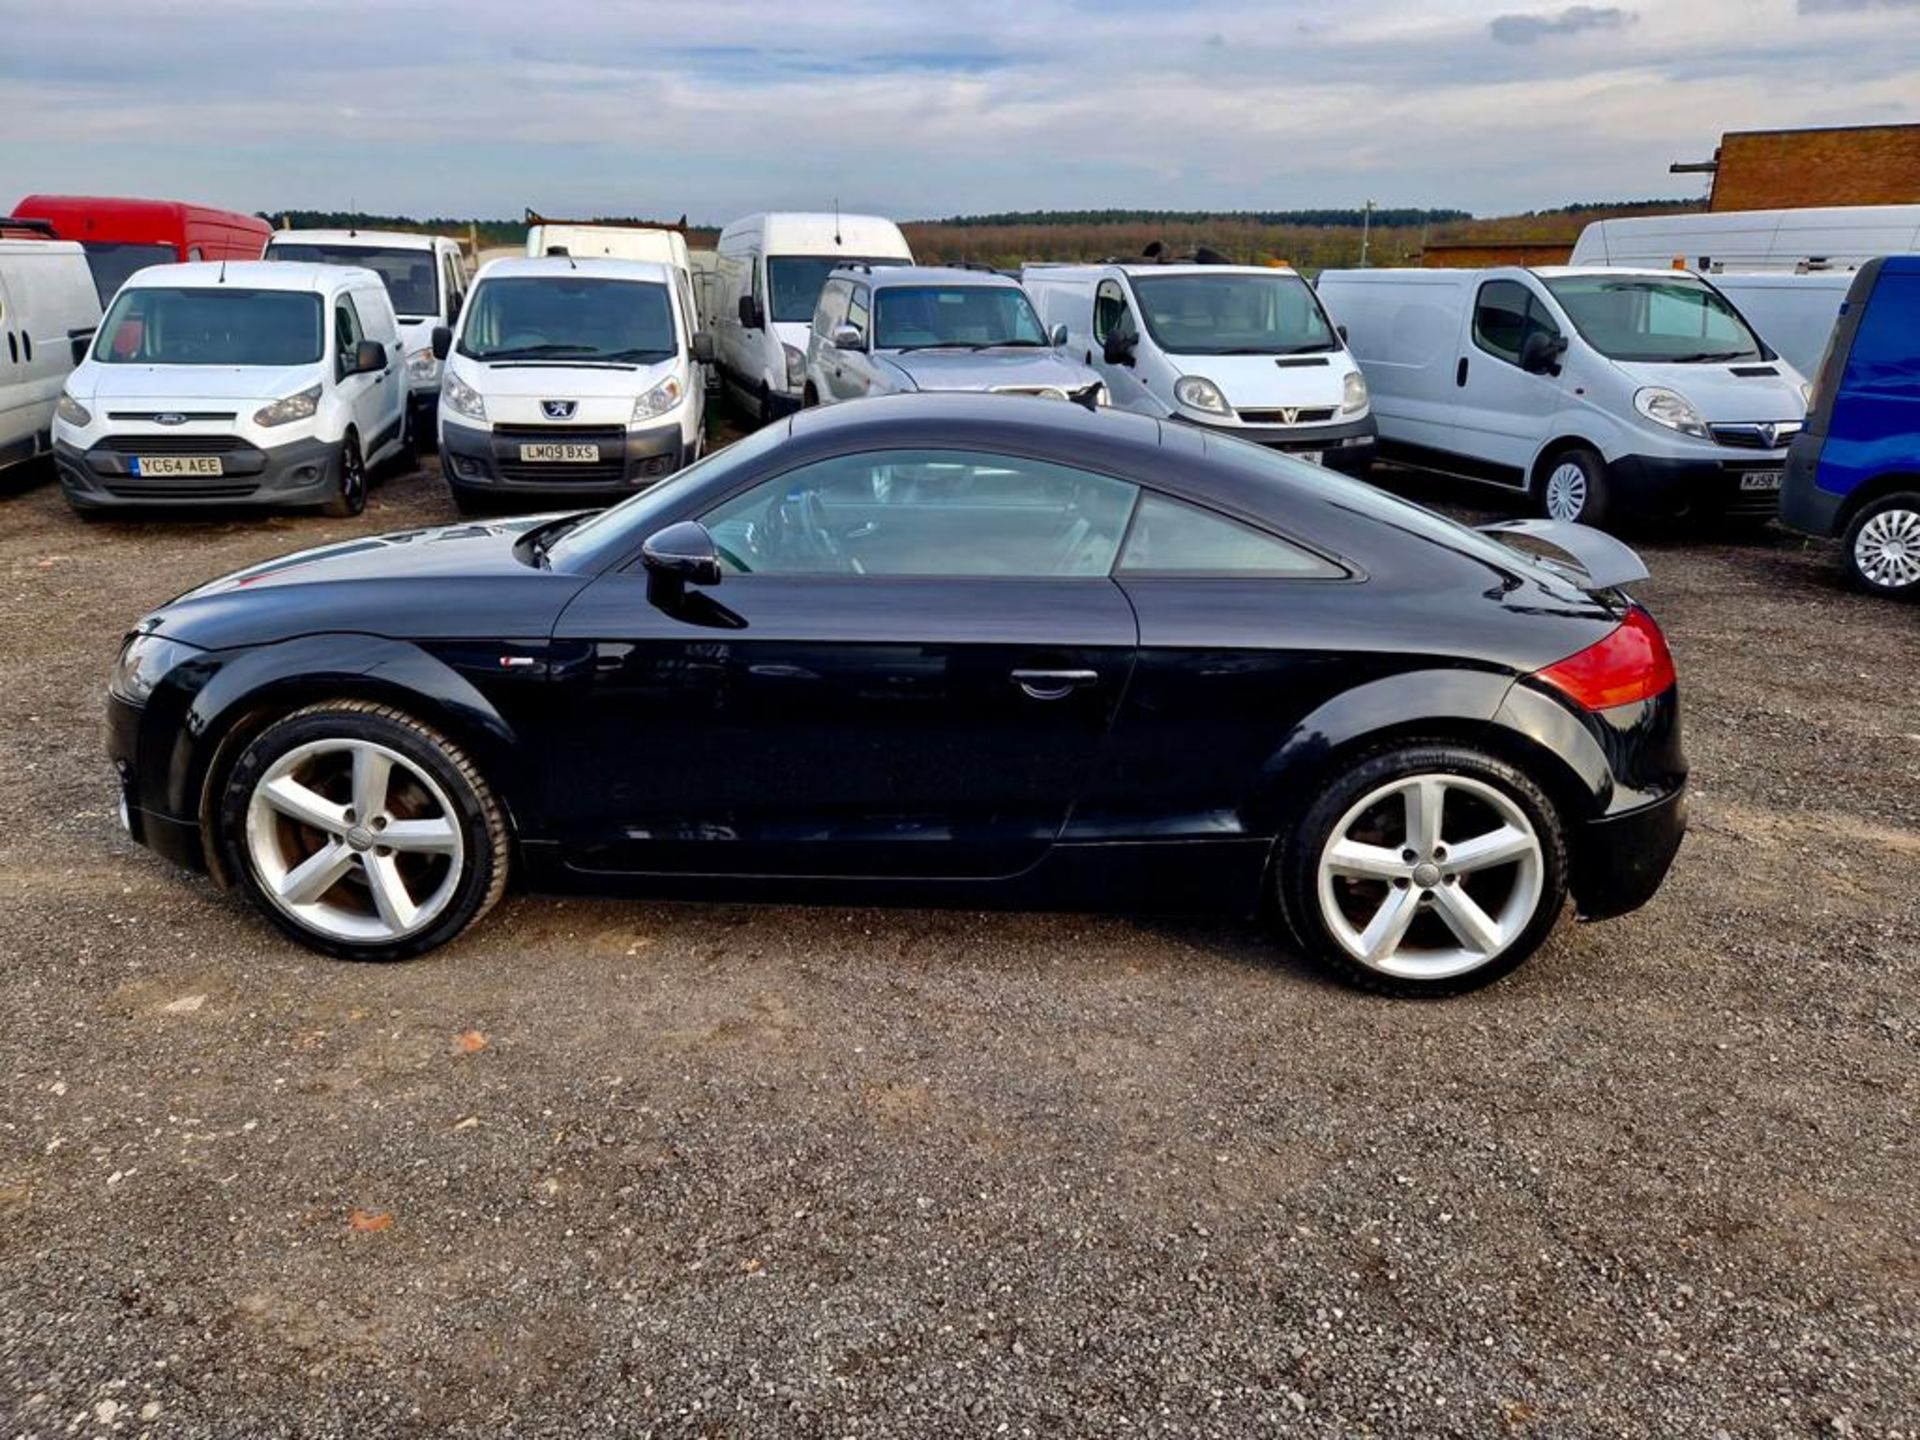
[544, 422, 796, 572]
[1131, 272, 1336, 355]
[80, 242, 178, 306]
[768, 255, 907, 324]
[458, 277, 677, 363]
[268, 242, 439, 318]
[1542, 275, 1765, 363]
[93, 287, 323, 366]
[874, 285, 1049, 350]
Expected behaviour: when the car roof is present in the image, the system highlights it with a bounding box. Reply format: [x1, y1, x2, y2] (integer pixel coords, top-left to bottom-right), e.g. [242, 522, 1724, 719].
[270, 229, 448, 249]
[473, 256, 674, 283]
[845, 265, 1019, 289]
[119, 260, 375, 292]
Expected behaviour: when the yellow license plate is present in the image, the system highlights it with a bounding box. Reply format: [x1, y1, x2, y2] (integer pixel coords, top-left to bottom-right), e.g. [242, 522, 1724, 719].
[134, 456, 222, 477]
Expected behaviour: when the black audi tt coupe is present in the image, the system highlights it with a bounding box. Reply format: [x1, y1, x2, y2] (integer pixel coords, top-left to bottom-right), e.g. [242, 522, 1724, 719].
[107, 394, 1686, 996]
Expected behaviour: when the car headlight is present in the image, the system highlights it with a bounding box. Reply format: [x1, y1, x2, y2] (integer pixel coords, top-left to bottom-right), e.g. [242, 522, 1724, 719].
[1341, 370, 1369, 415]
[634, 375, 685, 421]
[782, 343, 806, 388]
[405, 348, 438, 382]
[109, 632, 203, 705]
[56, 392, 93, 427]
[442, 371, 487, 422]
[252, 383, 322, 428]
[1634, 386, 1709, 439]
[1174, 376, 1231, 415]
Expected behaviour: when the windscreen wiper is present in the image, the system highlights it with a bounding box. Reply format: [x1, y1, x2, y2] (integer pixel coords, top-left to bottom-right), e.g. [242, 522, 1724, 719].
[475, 344, 594, 360]
[1668, 350, 1751, 363]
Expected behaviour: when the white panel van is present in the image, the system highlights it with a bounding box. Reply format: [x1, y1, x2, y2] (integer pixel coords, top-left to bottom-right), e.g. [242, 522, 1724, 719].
[1022, 261, 1375, 472]
[525, 221, 692, 276]
[713, 213, 913, 422]
[1316, 266, 1809, 528]
[1570, 205, 1920, 274]
[1705, 272, 1854, 382]
[0, 235, 102, 477]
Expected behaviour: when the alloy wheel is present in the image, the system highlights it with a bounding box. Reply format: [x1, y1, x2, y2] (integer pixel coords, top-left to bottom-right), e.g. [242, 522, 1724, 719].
[244, 738, 464, 943]
[342, 440, 365, 509]
[1316, 773, 1545, 980]
[1545, 462, 1588, 522]
[1854, 506, 1920, 591]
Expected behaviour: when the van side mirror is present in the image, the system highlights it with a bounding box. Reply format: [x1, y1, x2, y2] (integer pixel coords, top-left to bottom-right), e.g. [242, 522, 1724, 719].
[353, 340, 387, 375]
[1520, 331, 1565, 375]
[1336, 323, 1349, 343]
[831, 324, 865, 351]
[691, 331, 716, 364]
[1050, 323, 1069, 347]
[430, 325, 452, 361]
[737, 295, 764, 329]
[1102, 329, 1137, 367]
[642, 521, 723, 608]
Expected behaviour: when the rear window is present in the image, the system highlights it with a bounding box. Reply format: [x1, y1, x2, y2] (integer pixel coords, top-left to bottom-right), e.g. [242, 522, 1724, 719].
[267, 242, 440, 318]
[79, 242, 178, 306]
[94, 287, 324, 366]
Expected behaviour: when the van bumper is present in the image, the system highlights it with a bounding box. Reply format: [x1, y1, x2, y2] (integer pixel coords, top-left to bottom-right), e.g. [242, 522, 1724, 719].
[1177, 413, 1377, 473]
[1604, 452, 1786, 520]
[1779, 433, 1843, 537]
[439, 418, 687, 497]
[54, 435, 340, 510]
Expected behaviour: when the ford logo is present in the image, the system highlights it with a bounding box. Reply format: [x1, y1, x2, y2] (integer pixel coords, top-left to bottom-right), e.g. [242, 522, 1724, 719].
[541, 400, 577, 420]
[155, 412, 187, 426]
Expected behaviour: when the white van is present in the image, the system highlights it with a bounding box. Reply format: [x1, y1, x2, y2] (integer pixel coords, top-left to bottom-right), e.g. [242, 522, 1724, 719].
[431, 256, 710, 511]
[525, 219, 692, 275]
[714, 213, 913, 422]
[1316, 265, 1809, 528]
[1705, 272, 1853, 381]
[1021, 261, 1375, 473]
[1570, 205, 1920, 274]
[0, 235, 101, 478]
[52, 261, 409, 517]
[265, 229, 468, 421]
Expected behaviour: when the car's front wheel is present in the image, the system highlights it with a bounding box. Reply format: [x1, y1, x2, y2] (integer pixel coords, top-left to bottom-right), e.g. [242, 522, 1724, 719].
[1537, 447, 1610, 529]
[323, 433, 367, 518]
[1277, 745, 1569, 997]
[215, 702, 510, 960]
[1841, 492, 1920, 599]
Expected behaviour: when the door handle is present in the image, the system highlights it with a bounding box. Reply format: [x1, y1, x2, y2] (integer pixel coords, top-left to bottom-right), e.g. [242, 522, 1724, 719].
[1011, 668, 1098, 701]
[1456, 356, 1469, 387]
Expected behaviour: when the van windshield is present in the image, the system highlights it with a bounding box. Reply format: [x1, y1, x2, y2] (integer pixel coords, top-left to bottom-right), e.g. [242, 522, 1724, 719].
[768, 256, 907, 323]
[1130, 272, 1337, 356]
[458, 277, 677, 363]
[93, 287, 324, 366]
[268, 242, 440, 319]
[875, 285, 1049, 350]
[80, 242, 178, 306]
[1542, 275, 1765, 363]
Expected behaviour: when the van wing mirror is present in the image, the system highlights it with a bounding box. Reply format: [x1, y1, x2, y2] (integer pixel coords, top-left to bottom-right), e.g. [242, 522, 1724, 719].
[1050, 322, 1069, 348]
[1102, 329, 1137, 367]
[1520, 331, 1565, 375]
[354, 340, 387, 375]
[831, 324, 865, 351]
[430, 325, 452, 361]
[691, 331, 716, 364]
[737, 295, 764, 329]
[642, 521, 724, 607]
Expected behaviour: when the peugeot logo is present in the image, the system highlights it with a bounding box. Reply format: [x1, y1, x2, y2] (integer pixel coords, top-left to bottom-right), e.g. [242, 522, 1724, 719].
[154, 412, 186, 426]
[541, 400, 577, 420]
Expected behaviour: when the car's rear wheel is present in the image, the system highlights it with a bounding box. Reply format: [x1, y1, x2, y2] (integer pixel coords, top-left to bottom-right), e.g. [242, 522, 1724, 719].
[215, 702, 509, 961]
[1841, 493, 1920, 599]
[323, 433, 367, 518]
[1277, 745, 1569, 997]
[1537, 447, 1610, 528]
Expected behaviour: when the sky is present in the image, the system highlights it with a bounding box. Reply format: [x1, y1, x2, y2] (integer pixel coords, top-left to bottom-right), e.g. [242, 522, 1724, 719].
[2, 0, 1917, 223]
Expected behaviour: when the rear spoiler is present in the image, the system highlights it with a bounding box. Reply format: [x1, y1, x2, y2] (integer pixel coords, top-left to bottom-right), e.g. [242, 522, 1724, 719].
[1476, 518, 1648, 592]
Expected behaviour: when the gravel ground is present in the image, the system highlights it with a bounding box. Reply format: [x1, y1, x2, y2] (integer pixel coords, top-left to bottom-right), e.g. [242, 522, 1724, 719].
[0, 447, 1915, 1439]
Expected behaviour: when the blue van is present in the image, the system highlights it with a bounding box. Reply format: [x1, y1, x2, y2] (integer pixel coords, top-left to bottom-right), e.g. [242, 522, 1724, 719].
[1782, 256, 1920, 598]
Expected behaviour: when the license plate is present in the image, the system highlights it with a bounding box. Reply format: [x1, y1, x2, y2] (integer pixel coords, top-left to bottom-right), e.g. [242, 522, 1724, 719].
[1739, 470, 1782, 492]
[132, 456, 222, 477]
[518, 443, 600, 463]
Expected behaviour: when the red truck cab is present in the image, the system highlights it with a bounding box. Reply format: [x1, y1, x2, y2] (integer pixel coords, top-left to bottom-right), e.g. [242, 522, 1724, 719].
[10, 195, 271, 306]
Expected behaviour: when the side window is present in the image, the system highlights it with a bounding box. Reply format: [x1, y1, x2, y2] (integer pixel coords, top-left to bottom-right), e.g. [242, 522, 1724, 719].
[1118, 494, 1341, 577]
[1473, 280, 1560, 367]
[846, 285, 870, 341]
[700, 449, 1139, 579]
[1094, 279, 1134, 342]
[813, 280, 850, 337]
[334, 295, 363, 377]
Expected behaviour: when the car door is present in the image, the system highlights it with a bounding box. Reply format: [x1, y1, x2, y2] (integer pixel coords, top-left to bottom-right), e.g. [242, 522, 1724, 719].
[809, 279, 852, 402]
[836, 282, 875, 399]
[1090, 276, 1156, 413]
[545, 446, 1142, 880]
[1451, 277, 1567, 487]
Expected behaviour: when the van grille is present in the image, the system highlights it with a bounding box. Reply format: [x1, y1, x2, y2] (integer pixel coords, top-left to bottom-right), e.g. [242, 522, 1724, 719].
[104, 481, 262, 500]
[107, 411, 237, 422]
[95, 434, 253, 455]
[491, 424, 628, 442]
[1708, 422, 1801, 450]
[1237, 406, 1338, 426]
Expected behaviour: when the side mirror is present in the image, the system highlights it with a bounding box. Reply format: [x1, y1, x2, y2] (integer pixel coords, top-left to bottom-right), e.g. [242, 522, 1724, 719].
[691, 330, 716, 364]
[1520, 331, 1565, 376]
[1049, 323, 1069, 347]
[354, 340, 386, 375]
[642, 520, 723, 608]
[737, 295, 764, 329]
[1102, 330, 1137, 367]
[831, 324, 864, 351]
[430, 325, 452, 361]
[1336, 323, 1349, 343]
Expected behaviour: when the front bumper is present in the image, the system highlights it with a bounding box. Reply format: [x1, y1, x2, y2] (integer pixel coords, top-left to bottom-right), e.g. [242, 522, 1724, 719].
[1779, 432, 1843, 538]
[1570, 782, 1688, 921]
[440, 418, 687, 496]
[1175, 412, 1376, 473]
[55, 434, 340, 510]
[1604, 451, 1788, 520]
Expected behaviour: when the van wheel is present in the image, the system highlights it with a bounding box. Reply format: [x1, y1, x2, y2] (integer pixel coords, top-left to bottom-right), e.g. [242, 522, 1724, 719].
[323, 434, 367, 518]
[1537, 447, 1610, 528]
[390, 409, 421, 475]
[802, 384, 819, 409]
[1842, 492, 1920, 598]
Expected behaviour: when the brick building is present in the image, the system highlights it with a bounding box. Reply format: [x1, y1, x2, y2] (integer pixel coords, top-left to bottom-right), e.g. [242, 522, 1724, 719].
[1671, 123, 1920, 212]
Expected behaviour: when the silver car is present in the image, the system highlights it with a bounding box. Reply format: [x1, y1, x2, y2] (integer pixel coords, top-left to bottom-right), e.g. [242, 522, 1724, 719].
[802, 265, 1106, 410]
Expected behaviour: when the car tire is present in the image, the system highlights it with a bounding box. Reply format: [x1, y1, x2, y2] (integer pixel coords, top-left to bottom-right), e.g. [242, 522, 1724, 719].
[1275, 744, 1570, 998]
[322, 433, 367, 518]
[214, 701, 510, 962]
[1840, 492, 1920, 599]
[1537, 447, 1610, 529]
[389, 409, 421, 476]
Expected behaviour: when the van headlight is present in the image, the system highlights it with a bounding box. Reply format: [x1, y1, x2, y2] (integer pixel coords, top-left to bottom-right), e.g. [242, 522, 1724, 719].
[442, 371, 487, 422]
[109, 632, 203, 705]
[1341, 370, 1369, 415]
[405, 348, 438, 382]
[253, 383, 322, 428]
[634, 375, 685, 421]
[782, 343, 806, 388]
[1634, 386, 1709, 439]
[56, 392, 93, 427]
[1174, 376, 1231, 415]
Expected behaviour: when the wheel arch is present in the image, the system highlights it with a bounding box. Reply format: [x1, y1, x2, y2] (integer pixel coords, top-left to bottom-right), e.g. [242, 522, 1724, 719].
[1836, 471, 1920, 531]
[1528, 434, 1607, 494]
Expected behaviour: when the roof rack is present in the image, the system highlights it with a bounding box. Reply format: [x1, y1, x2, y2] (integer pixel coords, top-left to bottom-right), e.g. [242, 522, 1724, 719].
[0, 216, 60, 240]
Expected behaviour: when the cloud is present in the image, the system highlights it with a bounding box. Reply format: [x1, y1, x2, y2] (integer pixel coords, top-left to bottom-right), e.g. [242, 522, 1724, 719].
[1489, 5, 1635, 43]
[1799, 0, 1919, 10]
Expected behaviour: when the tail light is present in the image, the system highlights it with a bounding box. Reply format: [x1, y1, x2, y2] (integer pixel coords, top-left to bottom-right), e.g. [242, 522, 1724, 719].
[1532, 607, 1676, 711]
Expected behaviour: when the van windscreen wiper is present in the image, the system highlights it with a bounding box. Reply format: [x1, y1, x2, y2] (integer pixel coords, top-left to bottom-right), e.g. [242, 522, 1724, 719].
[1667, 350, 1751, 364]
[474, 344, 595, 360]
